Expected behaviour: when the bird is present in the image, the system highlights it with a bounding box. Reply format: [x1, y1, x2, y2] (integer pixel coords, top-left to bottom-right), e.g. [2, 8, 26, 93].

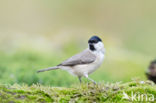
[146, 60, 156, 83]
[37, 36, 105, 84]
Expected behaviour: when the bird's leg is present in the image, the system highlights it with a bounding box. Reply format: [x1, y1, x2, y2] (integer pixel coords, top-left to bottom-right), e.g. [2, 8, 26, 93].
[78, 76, 82, 84]
[84, 74, 96, 84]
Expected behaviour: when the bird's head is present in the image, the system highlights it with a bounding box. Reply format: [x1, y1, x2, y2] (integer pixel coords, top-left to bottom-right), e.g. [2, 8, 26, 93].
[88, 36, 104, 52]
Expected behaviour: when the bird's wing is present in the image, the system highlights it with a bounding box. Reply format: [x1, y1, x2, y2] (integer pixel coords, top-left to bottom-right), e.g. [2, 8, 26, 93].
[58, 49, 96, 66]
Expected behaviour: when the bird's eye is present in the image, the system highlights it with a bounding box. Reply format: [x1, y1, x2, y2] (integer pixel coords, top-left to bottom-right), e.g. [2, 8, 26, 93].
[89, 40, 98, 43]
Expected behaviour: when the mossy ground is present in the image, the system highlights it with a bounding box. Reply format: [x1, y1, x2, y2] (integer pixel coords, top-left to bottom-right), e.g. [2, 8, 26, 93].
[0, 80, 156, 103]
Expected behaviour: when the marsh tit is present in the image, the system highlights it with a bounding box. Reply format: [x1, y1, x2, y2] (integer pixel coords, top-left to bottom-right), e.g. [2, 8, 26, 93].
[37, 36, 105, 84]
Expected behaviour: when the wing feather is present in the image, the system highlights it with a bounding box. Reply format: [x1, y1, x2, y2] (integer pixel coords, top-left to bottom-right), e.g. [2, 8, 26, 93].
[58, 49, 96, 66]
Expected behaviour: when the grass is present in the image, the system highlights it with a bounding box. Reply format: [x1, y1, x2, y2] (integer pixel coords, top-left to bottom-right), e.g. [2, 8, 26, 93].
[0, 80, 155, 103]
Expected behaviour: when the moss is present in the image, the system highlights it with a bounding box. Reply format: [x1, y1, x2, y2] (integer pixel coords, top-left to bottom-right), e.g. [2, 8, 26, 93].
[0, 80, 155, 103]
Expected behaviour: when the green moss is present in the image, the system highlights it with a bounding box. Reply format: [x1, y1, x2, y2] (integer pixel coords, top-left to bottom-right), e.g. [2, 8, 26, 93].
[0, 80, 155, 103]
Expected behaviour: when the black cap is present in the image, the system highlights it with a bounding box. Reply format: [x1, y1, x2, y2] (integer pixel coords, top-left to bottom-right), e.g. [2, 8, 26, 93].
[88, 36, 102, 44]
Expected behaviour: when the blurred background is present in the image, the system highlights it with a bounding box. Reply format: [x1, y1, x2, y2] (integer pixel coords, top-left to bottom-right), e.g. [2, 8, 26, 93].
[0, 0, 156, 87]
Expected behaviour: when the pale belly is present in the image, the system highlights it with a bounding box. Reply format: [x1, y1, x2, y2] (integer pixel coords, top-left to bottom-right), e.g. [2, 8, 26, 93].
[73, 63, 100, 76]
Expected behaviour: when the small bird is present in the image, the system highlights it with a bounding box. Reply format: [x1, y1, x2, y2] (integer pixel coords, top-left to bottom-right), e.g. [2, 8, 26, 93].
[146, 60, 156, 83]
[37, 36, 105, 84]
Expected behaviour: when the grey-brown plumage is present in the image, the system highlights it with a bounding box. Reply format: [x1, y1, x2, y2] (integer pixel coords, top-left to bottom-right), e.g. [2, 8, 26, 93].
[58, 49, 96, 66]
[37, 49, 96, 73]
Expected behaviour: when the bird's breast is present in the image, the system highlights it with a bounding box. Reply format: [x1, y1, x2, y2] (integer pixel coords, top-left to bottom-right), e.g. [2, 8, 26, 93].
[91, 52, 104, 70]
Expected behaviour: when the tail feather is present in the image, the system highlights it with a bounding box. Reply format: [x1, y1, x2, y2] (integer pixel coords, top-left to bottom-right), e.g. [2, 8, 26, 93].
[37, 66, 59, 73]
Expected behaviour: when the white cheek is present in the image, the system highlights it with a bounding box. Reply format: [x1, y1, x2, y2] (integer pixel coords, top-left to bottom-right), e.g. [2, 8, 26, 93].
[94, 42, 104, 50]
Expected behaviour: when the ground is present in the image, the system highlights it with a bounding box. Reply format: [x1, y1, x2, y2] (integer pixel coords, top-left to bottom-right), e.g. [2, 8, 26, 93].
[0, 80, 156, 103]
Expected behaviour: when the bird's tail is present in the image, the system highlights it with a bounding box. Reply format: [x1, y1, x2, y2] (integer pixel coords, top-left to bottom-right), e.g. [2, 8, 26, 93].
[37, 66, 59, 73]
